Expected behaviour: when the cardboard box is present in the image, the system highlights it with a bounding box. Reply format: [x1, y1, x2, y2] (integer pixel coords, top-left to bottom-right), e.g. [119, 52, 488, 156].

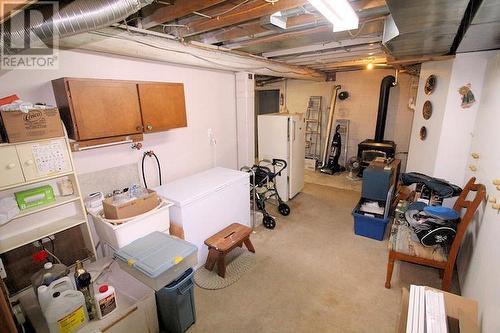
[397, 287, 479, 333]
[305, 158, 316, 171]
[0, 108, 64, 143]
[103, 189, 158, 220]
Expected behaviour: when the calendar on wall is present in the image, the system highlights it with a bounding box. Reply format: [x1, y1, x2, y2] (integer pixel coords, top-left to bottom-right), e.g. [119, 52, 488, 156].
[32, 140, 69, 174]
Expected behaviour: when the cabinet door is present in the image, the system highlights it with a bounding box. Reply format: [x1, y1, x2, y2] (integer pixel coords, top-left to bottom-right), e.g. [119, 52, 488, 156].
[67, 80, 143, 140]
[138, 83, 187, 132]
[0, 146, 24, 188]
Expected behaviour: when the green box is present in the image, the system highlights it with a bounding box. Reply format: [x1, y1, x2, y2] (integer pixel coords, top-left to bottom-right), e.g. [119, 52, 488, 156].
[15, 185, 56, 210]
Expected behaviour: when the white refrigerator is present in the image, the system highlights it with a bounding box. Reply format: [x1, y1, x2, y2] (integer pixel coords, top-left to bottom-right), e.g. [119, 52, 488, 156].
[258, 113, 305, 201]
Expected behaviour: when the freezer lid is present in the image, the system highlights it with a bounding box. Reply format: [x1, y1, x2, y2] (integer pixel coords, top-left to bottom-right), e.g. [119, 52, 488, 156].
[114, 232, 197, 278]
[154, 167, 249, 207]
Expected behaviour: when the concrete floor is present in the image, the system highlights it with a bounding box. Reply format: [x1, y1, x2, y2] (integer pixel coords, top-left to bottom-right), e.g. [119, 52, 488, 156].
[305, 169, 362, 192]
[190, 183, 452, 333]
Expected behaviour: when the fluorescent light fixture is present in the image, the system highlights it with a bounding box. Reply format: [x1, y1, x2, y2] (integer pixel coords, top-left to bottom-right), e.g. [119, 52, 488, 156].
[308, 0, 359, 32]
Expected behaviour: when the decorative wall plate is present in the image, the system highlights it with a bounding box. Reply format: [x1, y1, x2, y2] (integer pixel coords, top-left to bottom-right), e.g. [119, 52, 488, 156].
[423, 100, 432, 119]
[420, 126, 427, 140]
[424, 75, 436, 95]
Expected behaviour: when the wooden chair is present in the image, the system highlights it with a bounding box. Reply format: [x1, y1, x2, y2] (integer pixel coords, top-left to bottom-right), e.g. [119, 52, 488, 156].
[385, 177, 486, 292]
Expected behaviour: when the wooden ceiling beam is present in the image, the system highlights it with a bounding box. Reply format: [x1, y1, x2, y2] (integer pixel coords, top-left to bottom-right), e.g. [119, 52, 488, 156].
[194, 13, 324, 44]
[224, 17, 384, 50]
[310, 56, 387, 69]
[387, 54, 455, 66]
[185, 0, 309, 37]
[141, 0, 228, 29]
[0, 0, 36, 23]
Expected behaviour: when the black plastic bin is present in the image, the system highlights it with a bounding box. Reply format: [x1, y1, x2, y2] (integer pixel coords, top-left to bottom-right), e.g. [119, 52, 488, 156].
[156, 268, 196, 333]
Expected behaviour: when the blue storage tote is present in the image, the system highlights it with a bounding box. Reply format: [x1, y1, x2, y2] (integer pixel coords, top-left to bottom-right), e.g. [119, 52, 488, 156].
[352, 200, 389, 241]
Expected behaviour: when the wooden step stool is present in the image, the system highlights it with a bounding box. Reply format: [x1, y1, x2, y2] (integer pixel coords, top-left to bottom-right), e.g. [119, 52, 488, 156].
[204, 223, 255, 278]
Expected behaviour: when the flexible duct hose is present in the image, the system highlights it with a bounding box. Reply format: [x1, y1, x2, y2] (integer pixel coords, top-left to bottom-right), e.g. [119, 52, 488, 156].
[2, 0, 152, 54]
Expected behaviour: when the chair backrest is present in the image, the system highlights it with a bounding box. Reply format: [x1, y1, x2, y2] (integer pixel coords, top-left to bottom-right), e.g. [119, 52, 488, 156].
[447, 177, 486, 266]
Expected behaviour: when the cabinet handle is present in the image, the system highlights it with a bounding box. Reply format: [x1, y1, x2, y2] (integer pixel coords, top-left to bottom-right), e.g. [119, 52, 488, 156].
[7, 163, 16, 169]
[146, 124, 153, 131]
[25, 160, 34, 166]
[136, 125, 143, 131]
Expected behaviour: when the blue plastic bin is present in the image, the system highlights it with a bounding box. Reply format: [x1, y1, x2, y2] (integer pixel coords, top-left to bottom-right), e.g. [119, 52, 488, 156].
[156, 268, 196, 333]
[352, 201, 389, 241]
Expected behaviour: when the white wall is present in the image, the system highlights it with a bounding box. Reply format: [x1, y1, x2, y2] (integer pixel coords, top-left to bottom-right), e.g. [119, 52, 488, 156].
[457, 51, 500, 333]
[0, 49, 238, 186]
[284, 69, 416, 170]
[406, 59, 454, 176]
[406, 53, 490, 186]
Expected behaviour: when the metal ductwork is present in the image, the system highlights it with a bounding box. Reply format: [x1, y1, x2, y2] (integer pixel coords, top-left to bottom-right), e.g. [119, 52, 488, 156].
[374, 75, 396, 142]
[2, 0, 153, 54]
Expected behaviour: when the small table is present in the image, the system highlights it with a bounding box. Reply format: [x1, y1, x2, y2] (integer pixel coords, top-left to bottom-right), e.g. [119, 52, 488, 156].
[204, 223, 255, 278]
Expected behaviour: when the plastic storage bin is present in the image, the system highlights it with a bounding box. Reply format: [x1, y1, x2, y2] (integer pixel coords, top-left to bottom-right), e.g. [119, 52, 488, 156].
[114, 232, 197, 291]
[91, 198, 173, 249]
[352, 201, 389, 241]
[156, 268, 196, 333]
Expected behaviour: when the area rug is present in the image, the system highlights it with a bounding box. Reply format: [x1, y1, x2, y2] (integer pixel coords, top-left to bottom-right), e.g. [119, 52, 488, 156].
[194, 248, 256, 290]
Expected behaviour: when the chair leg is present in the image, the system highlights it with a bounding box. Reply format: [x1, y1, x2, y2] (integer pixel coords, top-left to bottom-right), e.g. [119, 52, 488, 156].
[442, 268, 453, 292]
[385, 251, 396, 289]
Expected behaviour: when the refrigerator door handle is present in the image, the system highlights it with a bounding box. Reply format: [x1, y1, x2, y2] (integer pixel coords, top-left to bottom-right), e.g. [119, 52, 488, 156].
[293, 120, 296, 142]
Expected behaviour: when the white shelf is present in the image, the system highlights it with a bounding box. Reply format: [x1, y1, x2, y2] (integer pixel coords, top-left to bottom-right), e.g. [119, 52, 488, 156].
[0, 214, 87, 254]
[10, 195, 81, 220]
[0, 171, 74, 192]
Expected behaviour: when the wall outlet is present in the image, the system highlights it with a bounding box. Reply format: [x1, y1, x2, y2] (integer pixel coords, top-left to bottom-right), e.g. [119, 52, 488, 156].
[0, 258, 6, 279]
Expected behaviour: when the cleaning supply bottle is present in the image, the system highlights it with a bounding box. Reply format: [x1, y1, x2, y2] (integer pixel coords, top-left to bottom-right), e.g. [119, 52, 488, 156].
[31, 261, 69, 295]
[38, 276, 74, 312]
[94, 284, 117, 319]
[44, 290, 88, 333]
[73, 260, 86, 287]
[75, 271, 97, 320]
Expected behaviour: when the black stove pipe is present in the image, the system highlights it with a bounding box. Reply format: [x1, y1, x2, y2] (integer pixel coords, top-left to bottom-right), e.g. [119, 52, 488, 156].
[374, 75, 396, 142]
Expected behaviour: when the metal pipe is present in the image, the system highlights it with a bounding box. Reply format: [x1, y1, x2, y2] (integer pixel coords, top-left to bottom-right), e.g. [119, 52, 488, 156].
[374, 75, 396, 142]
[2, 0, 153, 54]
[320, 84, 341, 168]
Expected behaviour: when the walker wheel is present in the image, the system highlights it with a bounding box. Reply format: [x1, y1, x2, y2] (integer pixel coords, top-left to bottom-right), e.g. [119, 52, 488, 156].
[263, 216, 276, 229]
[278, 203, 290, 216]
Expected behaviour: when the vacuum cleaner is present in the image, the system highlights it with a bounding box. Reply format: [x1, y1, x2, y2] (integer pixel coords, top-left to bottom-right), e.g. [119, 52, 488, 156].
[320, 124, 346, 175]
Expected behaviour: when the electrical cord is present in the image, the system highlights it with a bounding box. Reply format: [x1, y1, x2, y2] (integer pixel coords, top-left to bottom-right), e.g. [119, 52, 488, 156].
[142, 151, 162, 189]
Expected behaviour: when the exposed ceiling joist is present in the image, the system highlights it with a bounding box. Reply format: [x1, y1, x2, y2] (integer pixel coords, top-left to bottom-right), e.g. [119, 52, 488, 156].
[0, 0, 36, 23]
[141, 0, 227, 30]
[283, 48, 385, 65]
[387, 54, 455, 66]
[262, 34, 382, 58]
[196, 13, 324, 45]
[224, 18, 384, 50]
[184, 0, 309, 37]
[309, 56, 387, 69]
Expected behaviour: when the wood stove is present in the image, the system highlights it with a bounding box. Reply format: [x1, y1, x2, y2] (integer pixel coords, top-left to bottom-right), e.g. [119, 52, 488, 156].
[357, 75, 397, 173]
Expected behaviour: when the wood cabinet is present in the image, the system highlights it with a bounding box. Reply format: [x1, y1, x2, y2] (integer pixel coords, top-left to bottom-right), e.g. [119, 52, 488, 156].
[138, 83, 187, 132]
[52, 78, 187, 149]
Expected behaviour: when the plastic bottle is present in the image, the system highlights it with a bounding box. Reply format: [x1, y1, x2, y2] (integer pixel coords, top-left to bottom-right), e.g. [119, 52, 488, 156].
[31, 262, 69, 294]
[44, 290, 89, 333]
[38, 276, 74, 312]
[94, 284, 117, 319]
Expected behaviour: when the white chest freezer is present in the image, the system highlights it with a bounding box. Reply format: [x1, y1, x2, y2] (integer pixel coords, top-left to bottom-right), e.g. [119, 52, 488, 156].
[154, 167, 250, 268]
